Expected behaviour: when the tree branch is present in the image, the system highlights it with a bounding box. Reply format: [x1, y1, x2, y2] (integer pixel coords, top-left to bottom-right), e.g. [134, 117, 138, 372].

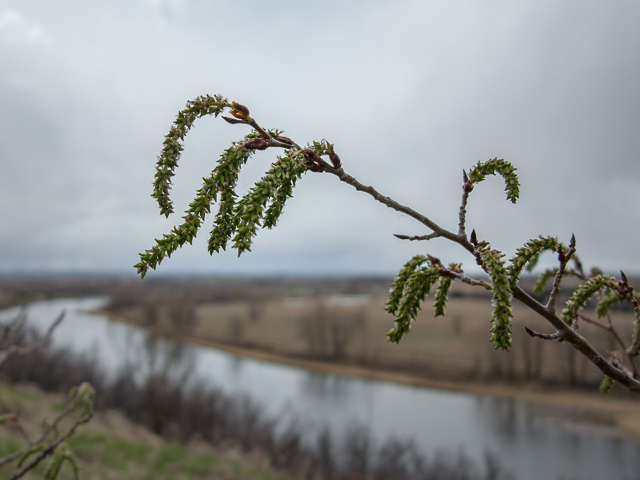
[326, 168, 473, 250]
[146, 96, 640, 396]
[323, 164, 640, 392]
[546, 234, 576, 312]
[458, 170, 471, 237]
[524, 326, 563, 341]
[513, 284, 640, 393]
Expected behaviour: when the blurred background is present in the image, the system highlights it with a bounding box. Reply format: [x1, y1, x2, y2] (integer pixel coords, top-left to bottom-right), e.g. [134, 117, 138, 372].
[1, 0, 639, 276]
[2, 3, 640, 478]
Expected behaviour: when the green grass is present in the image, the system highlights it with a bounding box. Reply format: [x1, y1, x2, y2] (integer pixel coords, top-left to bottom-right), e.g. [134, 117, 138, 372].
[0, 383, 297, 480]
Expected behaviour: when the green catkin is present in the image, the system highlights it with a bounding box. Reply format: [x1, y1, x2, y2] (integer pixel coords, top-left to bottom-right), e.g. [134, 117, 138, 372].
[467, 158, 520, 204]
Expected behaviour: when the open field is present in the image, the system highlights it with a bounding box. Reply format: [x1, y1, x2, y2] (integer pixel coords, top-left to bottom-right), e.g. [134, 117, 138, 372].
[111, 284, 638, 390]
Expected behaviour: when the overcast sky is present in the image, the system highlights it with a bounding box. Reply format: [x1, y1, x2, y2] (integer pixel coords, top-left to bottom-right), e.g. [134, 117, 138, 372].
[0, 0, 639, 278]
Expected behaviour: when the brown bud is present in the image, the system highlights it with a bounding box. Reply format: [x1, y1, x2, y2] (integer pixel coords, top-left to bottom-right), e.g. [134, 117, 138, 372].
[617, 283, 630, 297]
[245, 138, 269, 151]
[463, 181, 474, 194]
[301, 148, 320, 162]
[329, 152, 342, 169]
[231, 102, 250, 116]
[274, 136, 294, 146]
[222, 116, 245, 125]
[308, 164, 323, 172]
[620, 270, 629, 285]
[558, 250, 566, 263]
[470, 229, 478, 246]
[427, 255, 442, 266]
[439, 268, 454, 278]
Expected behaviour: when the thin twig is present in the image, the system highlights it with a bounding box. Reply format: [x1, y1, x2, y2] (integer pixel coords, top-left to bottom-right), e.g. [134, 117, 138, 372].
[452, 272, 492, 291]
[326, 168, 471, 249]
[12, 416, 32, 444]
[547, 234, 576, 312]
[9, 410, 94, 480]
[246, 117, 302, 150]
[580, 314, 613, 331]
[458, 170, 471, 237]
[625, 291, 640, 359]
[573, 256, 586, 280]
[0, 308, 27, 346]
[524, 326, 564, 341]
[393, 233, 441, 241]
[0, 311, 65, 367]
[571, 308, 581, 335]
[0, 447, 26, 468]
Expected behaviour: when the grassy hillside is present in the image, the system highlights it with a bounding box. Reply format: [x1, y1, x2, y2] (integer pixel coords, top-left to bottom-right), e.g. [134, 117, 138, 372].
[0, 382, 295, 480]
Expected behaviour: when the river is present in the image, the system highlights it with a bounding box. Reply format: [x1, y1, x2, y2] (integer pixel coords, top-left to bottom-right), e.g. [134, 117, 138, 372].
[4, 297, 640, 480]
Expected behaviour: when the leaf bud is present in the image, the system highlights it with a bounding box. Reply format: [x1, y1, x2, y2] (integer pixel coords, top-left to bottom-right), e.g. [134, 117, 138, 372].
[470, 229, 478, 246]
[222, 116, 245, 125]
[274, 136, 294, 146]
[301, 148, 321, 162]
[245, 138, 269, 150]
[231, 102, 250, 116]
[620, 270, 629, 285]
[463, 181, 474, 194]
[329, 152, 342, 169]
[427, 255, 442, 266]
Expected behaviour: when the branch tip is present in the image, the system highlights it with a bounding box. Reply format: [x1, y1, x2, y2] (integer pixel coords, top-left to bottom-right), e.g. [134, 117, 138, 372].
[470, 229, 477, 246]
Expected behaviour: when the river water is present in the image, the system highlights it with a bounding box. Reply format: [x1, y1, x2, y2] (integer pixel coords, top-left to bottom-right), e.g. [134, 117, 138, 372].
[4, 297, 640, 480]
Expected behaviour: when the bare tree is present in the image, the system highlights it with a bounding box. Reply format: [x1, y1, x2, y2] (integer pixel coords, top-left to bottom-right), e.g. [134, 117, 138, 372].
[0, 309, 64, 367]
[298, 302, 367, 360]
[167, 300, 197, 336]
[134, 95, 640, 396]
[226, 314, 246, 345]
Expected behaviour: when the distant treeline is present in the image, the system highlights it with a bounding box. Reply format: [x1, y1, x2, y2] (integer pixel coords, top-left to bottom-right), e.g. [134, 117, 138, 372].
[0, 274, 395, 309]
[5, 273, 638, 311]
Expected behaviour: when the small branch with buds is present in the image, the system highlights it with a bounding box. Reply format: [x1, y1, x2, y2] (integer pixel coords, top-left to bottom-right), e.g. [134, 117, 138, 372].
[393, 233, 441, 241]
[547, 234, 576, 312]
[524, 326, 564, 341]
[458, 170, 472, 237]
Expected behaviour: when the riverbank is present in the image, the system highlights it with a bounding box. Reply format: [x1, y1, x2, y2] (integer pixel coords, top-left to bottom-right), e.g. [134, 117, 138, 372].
[100, 308, 640, 440]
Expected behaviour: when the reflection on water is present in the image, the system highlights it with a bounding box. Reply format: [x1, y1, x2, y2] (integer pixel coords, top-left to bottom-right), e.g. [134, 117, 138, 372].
[4, 297, 640, 480]
[300, 372, 358, 406]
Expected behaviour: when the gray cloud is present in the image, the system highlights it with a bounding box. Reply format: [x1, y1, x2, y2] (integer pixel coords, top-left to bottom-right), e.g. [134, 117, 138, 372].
[0, 0, 639, 276]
